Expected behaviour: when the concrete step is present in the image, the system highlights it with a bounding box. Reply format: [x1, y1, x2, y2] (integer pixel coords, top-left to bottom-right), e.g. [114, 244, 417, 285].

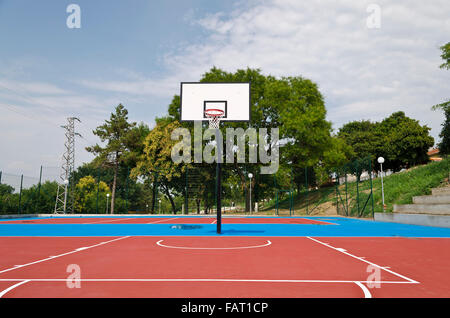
[413, 195, 450, 204]
[432, 186, 450, 196]
[393, 204, 450, 215]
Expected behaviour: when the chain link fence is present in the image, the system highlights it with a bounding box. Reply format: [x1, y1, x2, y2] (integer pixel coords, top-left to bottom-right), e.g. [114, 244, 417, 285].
[3, 154, 449, 217]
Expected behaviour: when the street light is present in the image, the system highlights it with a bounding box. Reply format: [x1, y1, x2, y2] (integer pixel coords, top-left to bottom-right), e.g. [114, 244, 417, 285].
[159, 199, 162, 214]
[248, 173, 253, 214]
[377, 157, 386, 212]
[106, 193, 110, 214]
[63, 179, 69, 214]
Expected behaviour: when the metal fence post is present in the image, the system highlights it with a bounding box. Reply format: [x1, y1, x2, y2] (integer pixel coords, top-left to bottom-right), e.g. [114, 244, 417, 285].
[276, 190, 279, 216]
[35, 166, 43, 214]
[344, 168, 348, 216]
[96, 167, 100, 214]
[125, 167, 129, 214]
[305, 167, 309, 215]
[356, 162, 360, 217]
[18, 174, 23, 214]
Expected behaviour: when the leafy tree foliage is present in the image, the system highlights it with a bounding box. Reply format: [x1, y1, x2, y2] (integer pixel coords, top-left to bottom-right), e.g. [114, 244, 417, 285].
[86, 104, 138, 213]
[132, 118, 186, 213]
[439, 42, 450, 70]
[338, 112, 434, 171]
[437, 107, 450, 155]
[74, 176, 110, 213]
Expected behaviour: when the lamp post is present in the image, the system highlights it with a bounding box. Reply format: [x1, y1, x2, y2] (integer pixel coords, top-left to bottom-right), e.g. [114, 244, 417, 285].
[106, 193, 110, 214]
[377, 157, 386, 212]
[159, 199, 161, 214]
[63, 179, 69, 214]
[248, 173, 253, 214]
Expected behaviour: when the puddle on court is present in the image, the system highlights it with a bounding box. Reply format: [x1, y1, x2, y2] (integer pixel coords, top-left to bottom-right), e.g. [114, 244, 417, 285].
[170, 225, 204, 230]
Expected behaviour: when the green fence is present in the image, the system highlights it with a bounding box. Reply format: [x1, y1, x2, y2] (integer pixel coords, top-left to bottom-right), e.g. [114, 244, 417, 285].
[0, 165, 146, 215]
[182, 158, 374, 217]
[335, 157, 374, 218]
[3, 154, 448, 217]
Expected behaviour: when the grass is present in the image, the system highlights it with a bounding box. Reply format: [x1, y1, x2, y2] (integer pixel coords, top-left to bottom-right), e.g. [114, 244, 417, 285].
[261, 158, 449, 216]
[370, 158, 449, 212]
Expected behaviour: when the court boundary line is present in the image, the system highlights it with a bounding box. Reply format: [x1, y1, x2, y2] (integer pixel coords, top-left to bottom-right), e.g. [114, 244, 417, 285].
[0, 278, 416, 284]
[147, 217, 179, 224]
[0, 277, 416, 298]
[84, 218, 136, 224]
[0, 280, 30, 298]
[306, 236, 419, 284]
[354, 281, 372, 298]
[0, 236, 130, 275]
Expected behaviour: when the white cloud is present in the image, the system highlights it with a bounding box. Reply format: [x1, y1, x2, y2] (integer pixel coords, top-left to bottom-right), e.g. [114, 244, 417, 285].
[75, 0, 449, 143]
[2, 0, 449, 177]
[159, 0, 449, 141]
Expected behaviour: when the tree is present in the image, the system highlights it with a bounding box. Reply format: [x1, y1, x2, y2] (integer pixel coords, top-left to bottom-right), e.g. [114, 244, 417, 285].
[437, 107, 450, 155]
[338, 112, 434, 171]
[439, 42, 450, 70]
[166, 67, 345, 209]
[377, 112, 434, 170]
[338, 120, 380, 159]
[132, 117, 186, 213]
[74, 176, 110, 213]
[86, 104, 137, 214]
[432, 42, 450, 154]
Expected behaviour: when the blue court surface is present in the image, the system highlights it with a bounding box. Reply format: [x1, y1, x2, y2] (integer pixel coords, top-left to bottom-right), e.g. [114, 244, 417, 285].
[0, 216, 449, 237]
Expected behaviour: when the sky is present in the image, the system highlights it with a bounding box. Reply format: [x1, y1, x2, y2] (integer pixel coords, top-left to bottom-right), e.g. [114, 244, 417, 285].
[0, 0, 449, 178]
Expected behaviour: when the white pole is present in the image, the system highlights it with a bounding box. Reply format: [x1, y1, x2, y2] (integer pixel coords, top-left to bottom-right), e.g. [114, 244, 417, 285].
[380, 163, 385, 212]
[378, 157, 385, 212]
[249, 185, 252, 214]
[248, 173, 253, 214]
[106, 194, 110, 214]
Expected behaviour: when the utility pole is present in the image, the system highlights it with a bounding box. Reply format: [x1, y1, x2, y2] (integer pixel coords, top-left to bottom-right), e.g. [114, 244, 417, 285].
[54, 117, 82, 214]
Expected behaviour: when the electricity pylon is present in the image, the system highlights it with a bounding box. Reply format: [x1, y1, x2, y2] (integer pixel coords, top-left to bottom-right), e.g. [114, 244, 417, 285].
[54, 117, 82, 214]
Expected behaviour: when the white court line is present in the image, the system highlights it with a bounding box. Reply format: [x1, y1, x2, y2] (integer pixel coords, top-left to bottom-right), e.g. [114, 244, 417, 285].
[211, 220, 217, 224]
[306, 237, 419, 284]
[84, 218, 136, 224]
[0, 236, 130, 275]
[354, 281, 372, 298]
[0, 278, 414, 284]
[147, 217, 179, 224]
[0, 280, 30, 298]
[156, 240, 272, 250]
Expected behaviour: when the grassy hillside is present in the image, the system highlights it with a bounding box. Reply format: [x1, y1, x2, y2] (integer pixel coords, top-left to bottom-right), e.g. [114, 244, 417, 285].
[370, 158, 449, 212]
[260, 157, 449, 216]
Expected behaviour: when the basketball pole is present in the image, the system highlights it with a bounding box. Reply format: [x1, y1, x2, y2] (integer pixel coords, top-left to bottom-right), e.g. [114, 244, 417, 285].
[217, 161, 222, 234]
[216, 128, 222, 234]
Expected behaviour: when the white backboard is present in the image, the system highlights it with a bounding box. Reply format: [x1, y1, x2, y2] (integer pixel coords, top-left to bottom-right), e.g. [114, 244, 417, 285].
[180, 82, 250, 122]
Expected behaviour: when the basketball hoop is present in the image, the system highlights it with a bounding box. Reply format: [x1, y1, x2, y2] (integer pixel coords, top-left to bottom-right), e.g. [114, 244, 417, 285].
[204, 108, 224, 129]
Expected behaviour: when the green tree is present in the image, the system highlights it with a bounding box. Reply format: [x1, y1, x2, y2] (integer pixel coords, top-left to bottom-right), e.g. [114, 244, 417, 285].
[338, 120, 380, 159]
[377, 112, 434, 170]
[132, 118, 186, 213]
[432, 42, 450, 154]
[439, 42, 450, 70]
[74, 176, 110, 213]
[338, 112, 434, 171]
[167, 67, 344, 210]
[437, 107, 450, 155]
[86, 104, 137, 214]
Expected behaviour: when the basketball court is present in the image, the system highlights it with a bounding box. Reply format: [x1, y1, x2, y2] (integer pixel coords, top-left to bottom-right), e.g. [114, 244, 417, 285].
[0, 215, 449, 298]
